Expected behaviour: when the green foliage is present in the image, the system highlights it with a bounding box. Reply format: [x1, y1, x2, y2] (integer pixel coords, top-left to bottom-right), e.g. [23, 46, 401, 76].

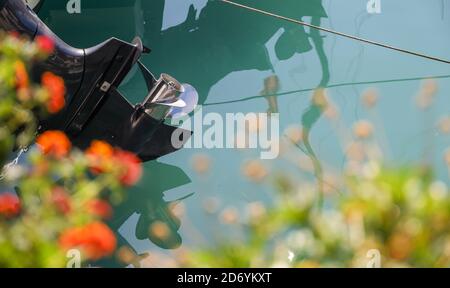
[0, 33, 140, 268]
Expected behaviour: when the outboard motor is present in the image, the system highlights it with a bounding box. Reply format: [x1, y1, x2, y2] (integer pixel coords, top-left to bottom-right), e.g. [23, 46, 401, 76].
[0, 0, 196, 161]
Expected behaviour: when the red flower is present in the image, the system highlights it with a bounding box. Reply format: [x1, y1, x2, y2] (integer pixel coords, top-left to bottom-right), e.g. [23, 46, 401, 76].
[51, 187, 72, 215]
[0, 193, 21, 217]
[9, 31, 20, 39]
[86, 199, 113, 220]
[114, 149, 142, 186]
[36, 130, 72, 158]
[59, 222, 117, 260]
[85, 142, 142, 187]
[35, 35, 54, 54]
[41, 72, 65, 114]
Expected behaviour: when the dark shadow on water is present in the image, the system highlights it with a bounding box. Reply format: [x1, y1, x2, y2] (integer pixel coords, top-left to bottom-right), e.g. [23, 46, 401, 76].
[38, 0, 332, 257]
[96, 161, 192, 267]
[142, 0, 328, 105]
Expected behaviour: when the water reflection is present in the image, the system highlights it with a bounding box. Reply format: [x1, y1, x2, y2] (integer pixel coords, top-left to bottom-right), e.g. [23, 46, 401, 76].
[143, 0, 328, 104]
[144, 0, 332, 207]
[38, 0, 332, 259]
[97, 161, 192, 267]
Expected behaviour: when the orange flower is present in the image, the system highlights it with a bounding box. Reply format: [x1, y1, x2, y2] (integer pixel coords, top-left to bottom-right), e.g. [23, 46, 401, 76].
[86, 199, 113, 220]
[41, 72, 65, 114]
[51, 187, 72, 215]
[14, 60, 29, 90]
[86, 141, 114, 158]
[114, 149, 142, 186]
[36, 130, 72, 158]
[0, 193, 21, 217]
[35, 35, 54, 54]
[86, 141, 142, 186]
[59, 222, 116, 260]
[85, 140, 114, 173]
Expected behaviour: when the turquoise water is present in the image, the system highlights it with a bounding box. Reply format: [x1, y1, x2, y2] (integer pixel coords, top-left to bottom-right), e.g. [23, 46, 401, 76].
[38, 0, 449, 266]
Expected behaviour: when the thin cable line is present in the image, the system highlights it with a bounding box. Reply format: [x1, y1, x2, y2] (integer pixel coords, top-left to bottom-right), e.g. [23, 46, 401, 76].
[221, 0, 450, 65]
[204, 74, 450, 106]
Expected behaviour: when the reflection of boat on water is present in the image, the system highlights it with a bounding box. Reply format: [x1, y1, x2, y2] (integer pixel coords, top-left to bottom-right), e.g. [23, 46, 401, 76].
[96, 161, 192, 267]
[35, 0, 330, 104]
[37, 0, 329, 247]
[147, 0, 329, 104]
[33, 0, 333, 262]
[112, 161, 192, 250]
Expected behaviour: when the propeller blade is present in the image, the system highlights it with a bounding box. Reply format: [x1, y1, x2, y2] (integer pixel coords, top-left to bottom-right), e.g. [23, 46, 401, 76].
[138, 61, 157, 92]
[153, 98, 187, 108]
[168, 83, 199, 118]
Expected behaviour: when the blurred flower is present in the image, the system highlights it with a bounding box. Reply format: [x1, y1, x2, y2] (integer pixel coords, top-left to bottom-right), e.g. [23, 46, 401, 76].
[0, 34, 132, 267]
[191, 154, 211, 174]
[41, 72, 65, 114]
[324, 103, 339, 120]
[220, 207, 239, 225]
[246, 202, 266, 222]
[31, 158, 50, 177]
[445, 148, 450, 166]
[8, 31, 20, 38]
[202, 197, 220, 214]
[438, 116, 450, 134]
[51, 187, 72, 215]
[421, 79, 438, 97]
[0, 193, 20, 217]
[86, 142, 142, 186]
[117, 246, 136, 265]
[169, 202, 186, 218]
[284, 125, 303, 144]
[59, 222, 116, 260]
[36, 130, 72, 158]
[85, 140, 114, 173]
[296, 261, 321, 268]
[242, 160, 268, 182]
[361, 88, 379, 109]
[353, 120, 373, 139]
[114, 149, 142, 186]
[150, 221, 170, 240]
[346, 141, 366, 162]
[388, 232, 413, 261]
[416, 79, 438, 109]
[429, 181, 448, 201]
[14, 60, 29, 91]
[86, 199, 113, 220]
[35, 35, 55, 54]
